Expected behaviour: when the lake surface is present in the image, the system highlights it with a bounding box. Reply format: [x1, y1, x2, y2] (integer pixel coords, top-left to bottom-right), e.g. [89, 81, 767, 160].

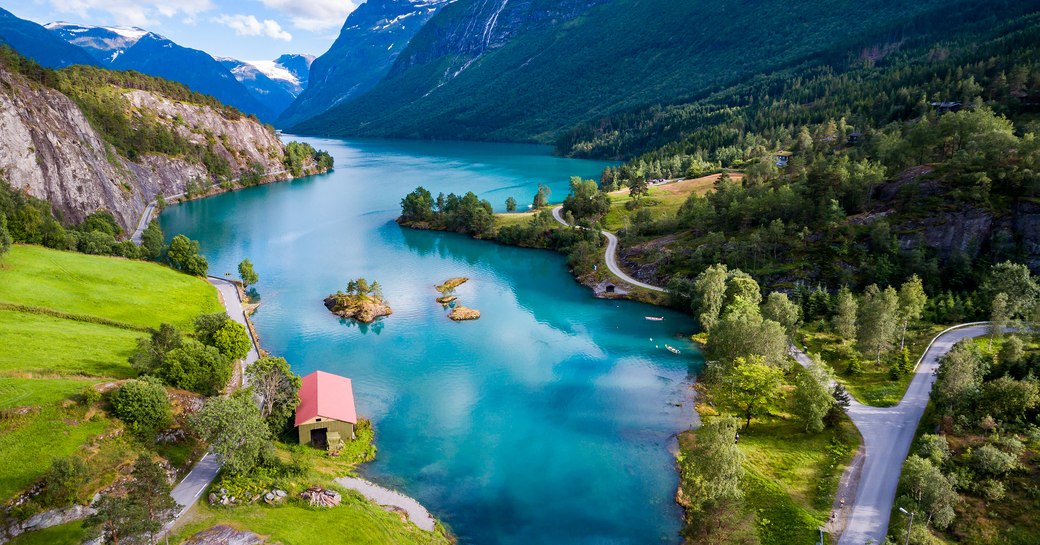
[160, 138, 703, 545]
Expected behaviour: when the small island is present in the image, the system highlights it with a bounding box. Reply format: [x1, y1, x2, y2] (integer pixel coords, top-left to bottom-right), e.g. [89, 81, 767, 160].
[448, 306, 481, 321]
[324, 278, 392, 324]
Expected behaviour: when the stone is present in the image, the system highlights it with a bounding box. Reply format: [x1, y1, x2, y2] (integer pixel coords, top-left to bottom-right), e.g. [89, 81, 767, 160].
[182, 525, 265, 545]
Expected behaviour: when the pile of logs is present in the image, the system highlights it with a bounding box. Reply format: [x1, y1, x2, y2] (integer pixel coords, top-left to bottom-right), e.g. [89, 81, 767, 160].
[300, 487, 341, 508]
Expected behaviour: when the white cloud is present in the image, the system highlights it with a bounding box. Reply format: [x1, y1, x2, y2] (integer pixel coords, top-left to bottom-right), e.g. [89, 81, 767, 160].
[258, 0, 359, 31]
[215, 14, 292, 41]
[45, 0, 215, 27]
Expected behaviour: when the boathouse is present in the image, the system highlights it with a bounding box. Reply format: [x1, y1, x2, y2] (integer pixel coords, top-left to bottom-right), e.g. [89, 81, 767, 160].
[295, 371, 357, 450]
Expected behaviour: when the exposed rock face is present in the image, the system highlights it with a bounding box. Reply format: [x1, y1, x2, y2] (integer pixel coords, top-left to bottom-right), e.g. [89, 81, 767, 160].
[0, 504, 96, 542]
[182, 525, 265, 545]
[0, 64, 317, 232]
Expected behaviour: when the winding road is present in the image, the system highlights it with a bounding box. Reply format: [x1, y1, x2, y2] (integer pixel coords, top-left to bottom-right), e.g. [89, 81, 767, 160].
[550, 206, 667, 292]
[793, 323, 993, 545]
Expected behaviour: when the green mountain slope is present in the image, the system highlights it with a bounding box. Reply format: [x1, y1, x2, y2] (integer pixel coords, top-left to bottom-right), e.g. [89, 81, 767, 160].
[292, 0, 991, 144]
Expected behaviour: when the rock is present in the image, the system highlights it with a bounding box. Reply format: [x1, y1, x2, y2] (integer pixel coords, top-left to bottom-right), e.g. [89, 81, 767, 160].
[274, 489, 287, 498]
[448, 306, 480, 321]
[323, 294, 392, 323]
[208, 492, 218, 505]
[436, 295, 457, 305]
[182, 525, 265, 545]
[300, 487, 342, 508]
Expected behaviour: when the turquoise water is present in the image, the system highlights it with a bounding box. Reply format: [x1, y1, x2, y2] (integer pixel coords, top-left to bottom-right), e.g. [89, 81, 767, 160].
[160, 138, 702, 545]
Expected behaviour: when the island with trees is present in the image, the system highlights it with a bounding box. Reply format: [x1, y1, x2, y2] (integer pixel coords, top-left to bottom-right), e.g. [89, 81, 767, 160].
[323, 278, 392, 323]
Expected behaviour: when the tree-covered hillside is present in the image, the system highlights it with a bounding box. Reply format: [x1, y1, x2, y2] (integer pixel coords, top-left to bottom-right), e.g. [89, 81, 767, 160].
[291, 0, 1018, 144]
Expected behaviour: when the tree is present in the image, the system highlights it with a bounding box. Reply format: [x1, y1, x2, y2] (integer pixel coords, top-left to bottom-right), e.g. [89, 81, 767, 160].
[247, 356, 302, 435]
[970, 444, 1018, 476]
[724, 271, 761, 307]
[533, 183, 552, 209]
[159, 340, 231, 395]
[832, 286, 857, 342]
[998, 335, 1025, 365]
[110, 377, 172, 437]
[238, 259, 258, 288]
[857, 284, 899, 363]
[793, 358, 834, 433]
[933, 340, 986, 421]
[400, 187, 434, 221]
[87, 494, 147, 545]
[129, 324, 182, 374]
[40, 456, 87, 507]
[562, 177, 611, 221]
[139, 220, 164, 260]
[191, 394, 271, 475]
[211, 319, 251, 362]
[981, 376, 1039, 423]
[717, 355, 784, 430]
[166, 235, 208, 276]
[126, 458, 176, 544]
[981, 261, 1038, 317]
[505, 196, 517, 212]
[917, 434, 951, 466]
[900, 455, 958, 530]
[692, 264, 728, 332]
[897, 275, 927, 349]
[708, 302, 788, 368]
[679, 416, 744, 531]
[0, 213, 11, 259]
[990, 292, 1010, 346]
[824, 383, 851, 428]
[193, 313, 231, 345]
[762, 292, 801, 337]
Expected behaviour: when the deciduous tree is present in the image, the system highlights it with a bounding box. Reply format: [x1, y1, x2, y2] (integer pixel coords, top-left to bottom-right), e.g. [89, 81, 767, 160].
[159, 340, 231, 395]
[857, 284, 899, 363]
[762, 291, 801, 337]
[717, 355, 784, 430]
[247, 356, 302, 435]
[110, 377, 172, 437]
[897, 275, 927, 349]
[679, 416, 744, 532]
[693, 264, 728, 332]
[832, 286, 858, 342]
[900, 455, 958, 530]
[238, 258, 258, 288]
[212, 319, 251, 362]
[793, 357, 834, 433]
[505, 196, 517, 212]
[191, 394, 271, 475]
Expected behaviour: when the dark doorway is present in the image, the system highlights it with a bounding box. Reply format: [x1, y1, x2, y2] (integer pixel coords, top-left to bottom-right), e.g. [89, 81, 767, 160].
[310, 428, 328, 449]
[606, 285, 616, 293]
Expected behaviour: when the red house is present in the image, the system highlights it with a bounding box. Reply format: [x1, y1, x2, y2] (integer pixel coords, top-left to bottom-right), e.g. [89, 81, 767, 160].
[295, 371, 357, 449]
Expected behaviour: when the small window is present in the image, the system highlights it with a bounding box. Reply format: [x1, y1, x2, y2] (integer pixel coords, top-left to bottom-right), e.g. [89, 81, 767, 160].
[315, 418, 322, 422]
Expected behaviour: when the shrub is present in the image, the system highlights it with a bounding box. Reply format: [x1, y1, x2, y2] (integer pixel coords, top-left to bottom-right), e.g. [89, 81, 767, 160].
[918, 434, 951, 466]
[970, 444, 1018, 476]
[110, 377, 172, 436]
[81, 386, 101, 406]
[40, 456, 88, 507]
[978, 479, 1006, 501]
[211, 319, 250, 361]
[159, 339, 231, 395]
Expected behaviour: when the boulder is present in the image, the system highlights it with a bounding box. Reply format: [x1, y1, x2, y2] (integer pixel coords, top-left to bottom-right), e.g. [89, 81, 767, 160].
[448, 306, 481, 321]
[182, 525, 265, 545]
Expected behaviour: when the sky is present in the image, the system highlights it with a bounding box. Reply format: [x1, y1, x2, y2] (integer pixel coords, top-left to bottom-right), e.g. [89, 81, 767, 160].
[4, 0, 361, 60]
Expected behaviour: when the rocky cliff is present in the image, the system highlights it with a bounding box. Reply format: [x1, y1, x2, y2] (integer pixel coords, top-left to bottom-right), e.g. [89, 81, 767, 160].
[0, 63, 316, 232]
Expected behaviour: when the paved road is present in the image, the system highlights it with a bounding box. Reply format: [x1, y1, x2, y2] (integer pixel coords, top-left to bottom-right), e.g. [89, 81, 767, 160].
[129, 192, 185, 244]
[793, 324, 992, 545]
[159, 278, 261, 536]
[550, 206, 667, 292]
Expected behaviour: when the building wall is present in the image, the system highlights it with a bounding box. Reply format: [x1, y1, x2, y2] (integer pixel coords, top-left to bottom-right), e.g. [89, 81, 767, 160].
[297, 420, 355, 446]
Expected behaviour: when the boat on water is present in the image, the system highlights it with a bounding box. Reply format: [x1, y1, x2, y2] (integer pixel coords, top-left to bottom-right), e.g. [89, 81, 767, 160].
[645, 316, 664, 321]
[665, 345, 680, 354]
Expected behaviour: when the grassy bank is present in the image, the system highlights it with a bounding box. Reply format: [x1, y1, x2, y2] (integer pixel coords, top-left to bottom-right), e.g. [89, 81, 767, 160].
[680, 364, 859, 545]
[0, 245, 220, 526]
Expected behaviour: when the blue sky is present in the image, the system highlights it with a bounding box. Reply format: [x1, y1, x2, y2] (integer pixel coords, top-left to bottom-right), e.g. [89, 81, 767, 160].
[4, 0, 360, 60]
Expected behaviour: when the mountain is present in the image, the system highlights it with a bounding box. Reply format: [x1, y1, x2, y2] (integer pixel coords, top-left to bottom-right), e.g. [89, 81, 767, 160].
[276, 0, 450, 127]
[0, 8, 97, 68]
[218, 54, 313, 117]
[289, 0, 1001, 144]
[46, 22, 274, 122]
[0, 49, 327, 231]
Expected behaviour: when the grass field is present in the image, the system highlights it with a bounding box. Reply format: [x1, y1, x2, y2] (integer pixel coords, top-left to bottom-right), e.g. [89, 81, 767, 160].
[6, 522, 87, 545]
[683, 365, 860, 545]
[602, 173, 739, 231]
[0, 245, 221, 507]
[800, 324, 946, 406]
[0, 245, 222, 330]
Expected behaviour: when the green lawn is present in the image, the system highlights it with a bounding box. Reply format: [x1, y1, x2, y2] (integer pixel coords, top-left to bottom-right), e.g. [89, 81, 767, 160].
[0, 245, 221, 330]
[6, 522, 87, 545]
[0, 310, 140, 379]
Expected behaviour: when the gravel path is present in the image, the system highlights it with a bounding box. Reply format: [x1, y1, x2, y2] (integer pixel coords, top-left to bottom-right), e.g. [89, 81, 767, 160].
[549, 206, 667, 292]
[334, 477, 436, 531]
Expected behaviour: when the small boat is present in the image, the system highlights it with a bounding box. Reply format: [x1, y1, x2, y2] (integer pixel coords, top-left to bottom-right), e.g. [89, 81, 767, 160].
[645, 316, 664, 321]
[665, 345, 681, 355]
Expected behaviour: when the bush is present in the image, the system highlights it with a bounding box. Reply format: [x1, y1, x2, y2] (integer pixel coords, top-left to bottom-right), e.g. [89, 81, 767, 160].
[110, 377, 172, 436]
[970, 444, 1018, 476]
[159, 340, 231, 395]
[211, 319, 251, 361]
[978, 479, 1006, 501]
[918, 434, 951, 466]
[40, 456, 88, 508]
[81, 386, 101, 406]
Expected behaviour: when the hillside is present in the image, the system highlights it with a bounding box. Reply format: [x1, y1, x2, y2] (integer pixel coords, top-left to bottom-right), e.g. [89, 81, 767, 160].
[0, 8, 96, 69]
[276, 0, 451, 127]
[290, 0, 985, 143]
[219, 55, 314, 117]
[0, 49, 329, 232]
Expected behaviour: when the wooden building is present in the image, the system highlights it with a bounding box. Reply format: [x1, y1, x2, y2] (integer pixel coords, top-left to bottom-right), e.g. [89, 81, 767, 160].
[295, 371, 357, 450]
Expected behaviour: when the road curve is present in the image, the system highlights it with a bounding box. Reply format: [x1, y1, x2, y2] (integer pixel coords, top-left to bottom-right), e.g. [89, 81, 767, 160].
[792, 324, 992, 545]
[550, 206, 667, 292]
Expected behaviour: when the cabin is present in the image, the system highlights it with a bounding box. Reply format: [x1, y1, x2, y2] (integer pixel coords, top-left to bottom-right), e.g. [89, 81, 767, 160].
[295, 371, 357, 451]
[847, 132, 863, 145]
[775, 151, 792, 167]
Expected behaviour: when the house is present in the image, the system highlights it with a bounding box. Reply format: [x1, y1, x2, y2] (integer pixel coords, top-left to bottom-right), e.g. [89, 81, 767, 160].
[847, 132, 863, 145]
[295, 371, 357, 450]
[930, 101, 962, 114]
[775, 151, 792, 167]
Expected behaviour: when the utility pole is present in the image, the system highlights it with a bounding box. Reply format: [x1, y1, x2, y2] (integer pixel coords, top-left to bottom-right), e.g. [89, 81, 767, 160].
[898, 507, 915, 545]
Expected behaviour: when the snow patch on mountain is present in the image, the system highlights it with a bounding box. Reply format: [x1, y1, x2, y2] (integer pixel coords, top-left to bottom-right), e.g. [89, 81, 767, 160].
[244, 60, 299, 85]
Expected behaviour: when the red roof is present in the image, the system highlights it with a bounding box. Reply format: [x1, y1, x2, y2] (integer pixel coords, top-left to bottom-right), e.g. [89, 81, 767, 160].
[294, 371, 357, 427]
